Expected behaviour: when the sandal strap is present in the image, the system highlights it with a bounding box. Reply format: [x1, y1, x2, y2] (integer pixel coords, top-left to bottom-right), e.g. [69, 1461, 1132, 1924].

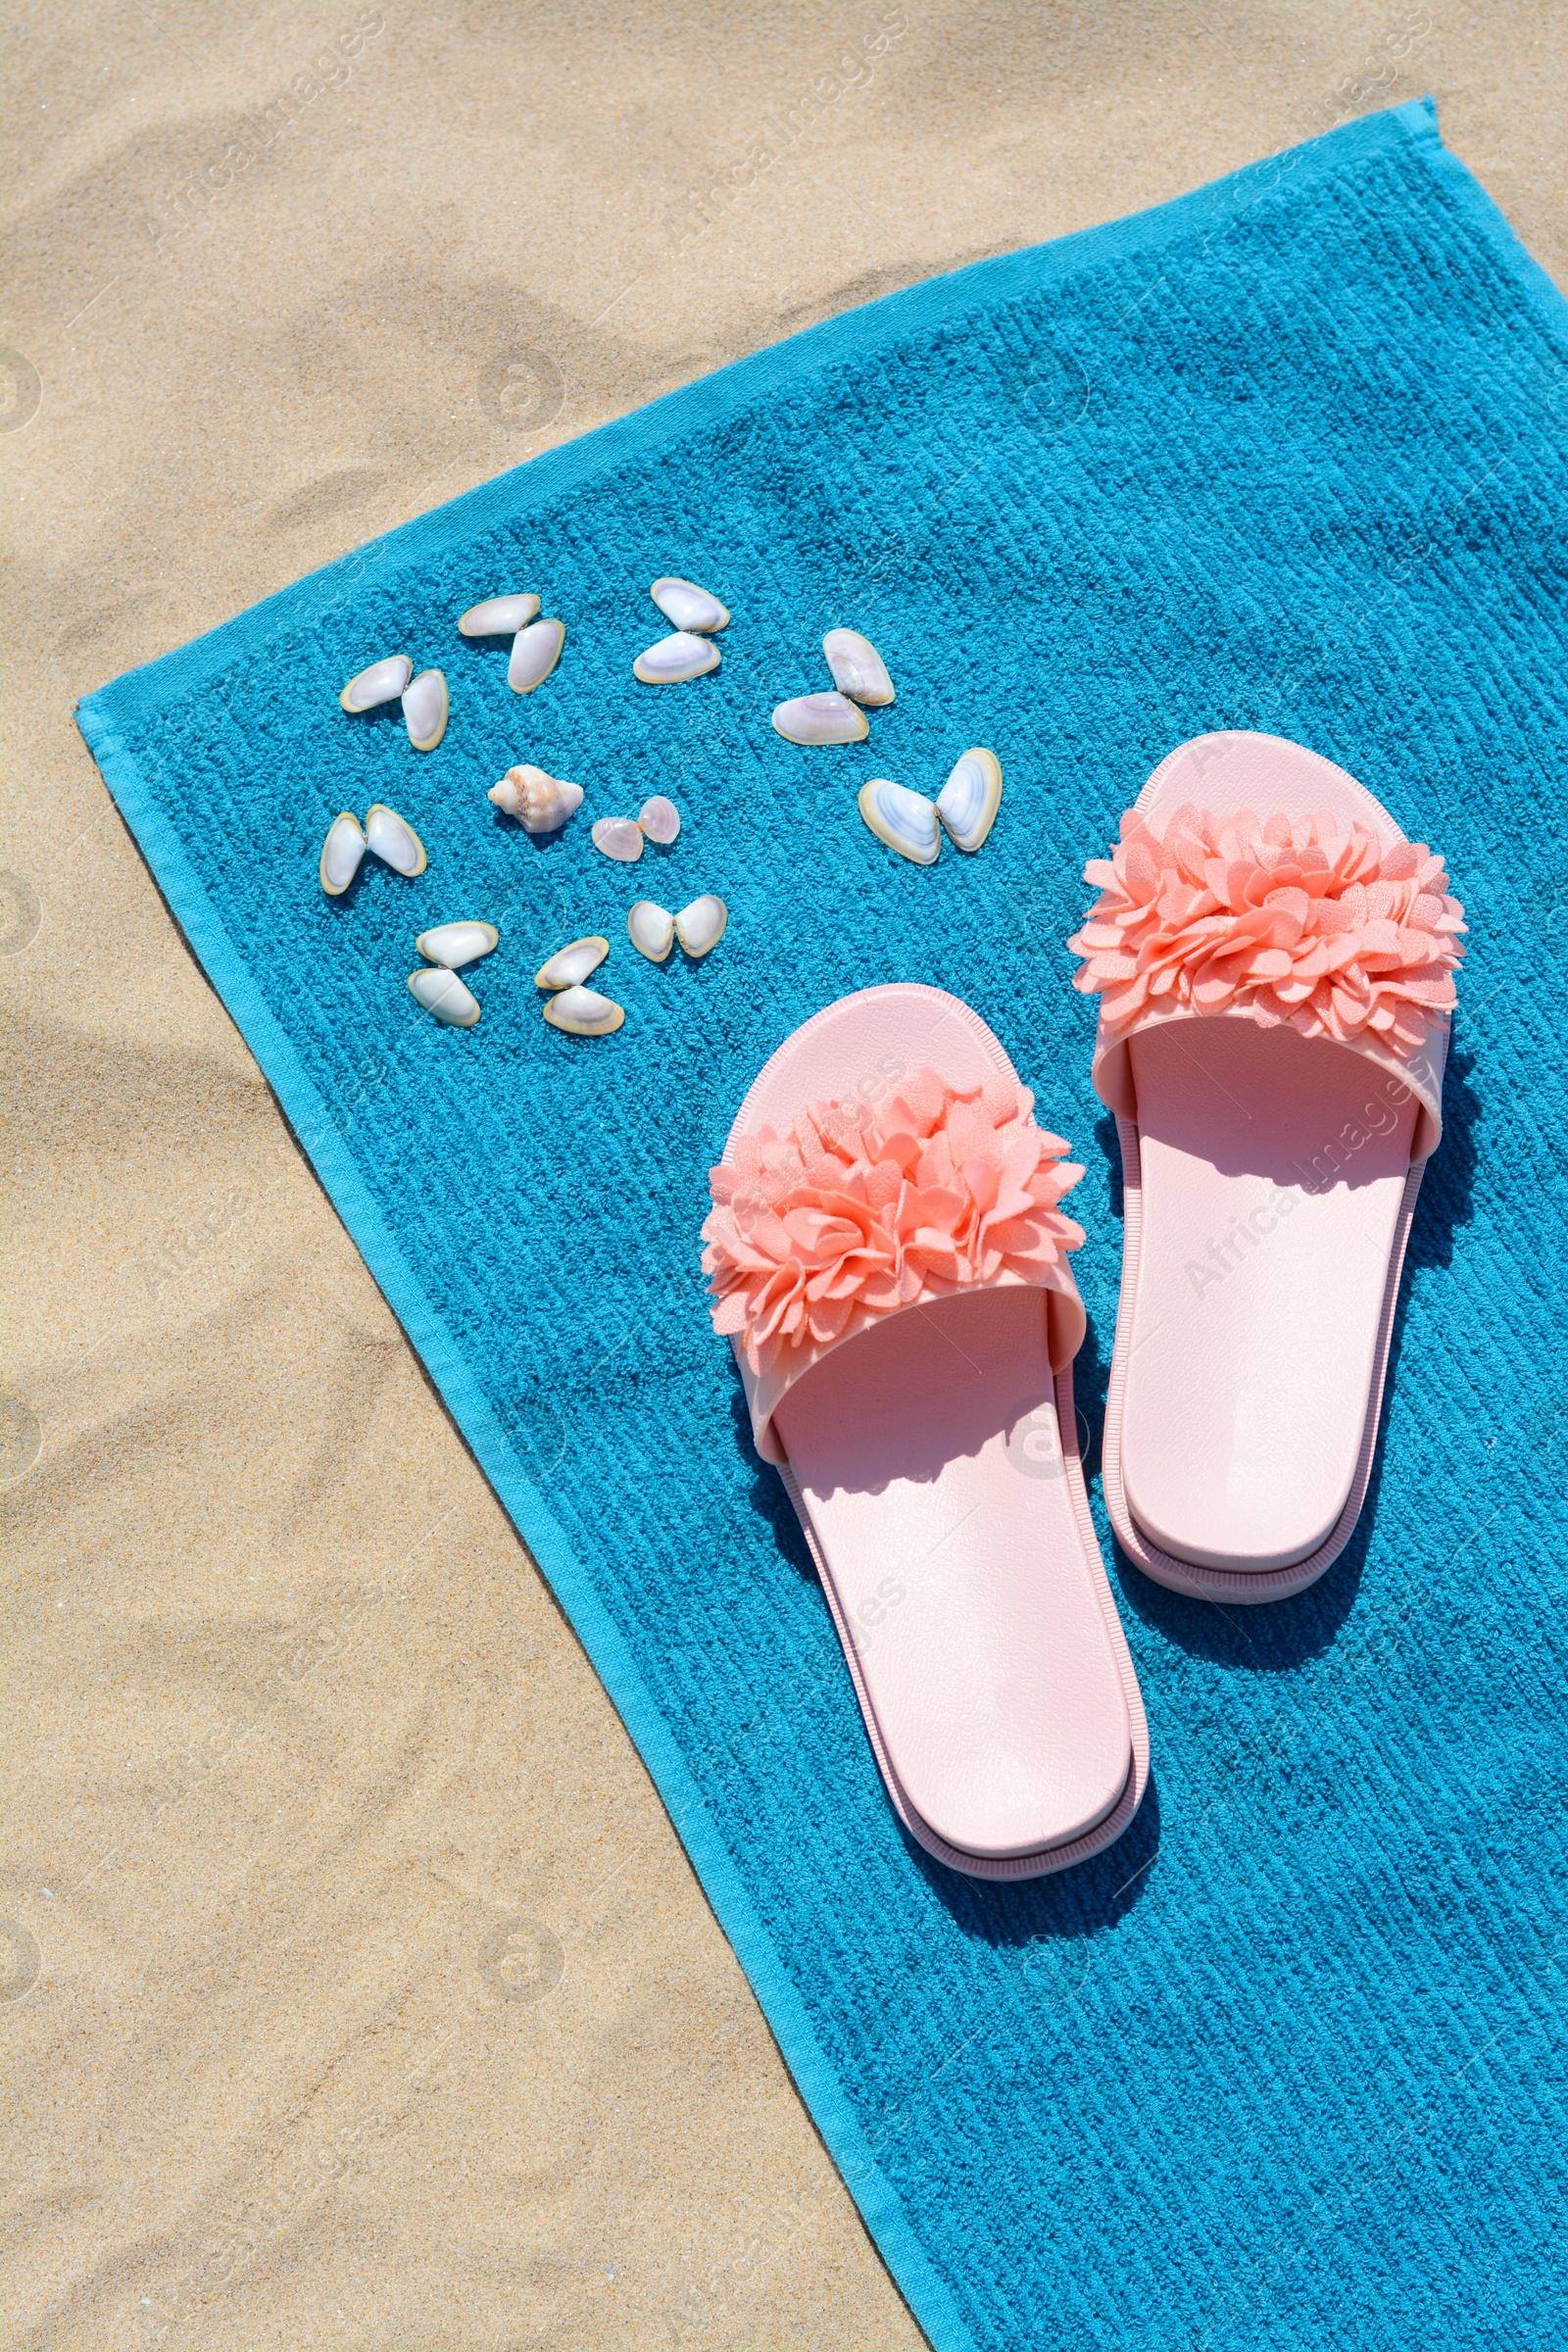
[1069, 800, 1461, 1161]
[703, 1063, 1088, 1464]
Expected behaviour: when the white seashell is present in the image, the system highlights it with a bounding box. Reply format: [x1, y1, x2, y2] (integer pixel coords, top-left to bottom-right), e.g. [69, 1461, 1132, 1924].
[402, 667, 448, 752]
[488, 765, 583, 833]
[627, 901, 675, 962]
[340, 655, 413, 713]
[416, 920, 498, 970]
[365, 804, 428, 877]
[459, 593, 540, 637]
[637, 795, 680, 844]
[592, 816, 644, 863]
[651, 577, 730, 633]
[935, 748, 1004, 854]
[633, 631, 721, 685]
[823, 628, 895, 707]
[858, 779, 940, 866]
[318, 810, 367, 895]
[535, 936, 610, 991]
[407, 967, 480, 1027]
[771, 692, 869, 745]
[508, 617, 566, 694]
[674, 895, 728, 957]
[543, 985, 624, 1037]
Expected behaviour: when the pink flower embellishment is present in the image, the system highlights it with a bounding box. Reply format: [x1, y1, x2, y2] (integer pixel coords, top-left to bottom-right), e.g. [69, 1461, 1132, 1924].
[702, 1067, 1085, 1375]
[1067, 803, 1465, 1057]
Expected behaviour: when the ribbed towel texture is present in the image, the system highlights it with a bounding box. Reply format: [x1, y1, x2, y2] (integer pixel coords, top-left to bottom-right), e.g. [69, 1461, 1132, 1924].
[79, 100, 1567, 2352]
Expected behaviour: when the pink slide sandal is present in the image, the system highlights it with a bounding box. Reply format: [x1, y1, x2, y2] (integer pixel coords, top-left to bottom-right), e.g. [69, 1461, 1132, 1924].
[702, 986, 1149, 1878]
[1070, 731, 1466, 1603]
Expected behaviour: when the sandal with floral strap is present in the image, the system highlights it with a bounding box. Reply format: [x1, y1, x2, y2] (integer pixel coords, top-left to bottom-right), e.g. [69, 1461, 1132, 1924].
[702, 984, 1149, 1878]
[1069, 730, 1464, 1603]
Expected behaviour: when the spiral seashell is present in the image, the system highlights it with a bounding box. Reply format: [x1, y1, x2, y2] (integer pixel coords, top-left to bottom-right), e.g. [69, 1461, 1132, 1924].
[488, 765, 584, 833]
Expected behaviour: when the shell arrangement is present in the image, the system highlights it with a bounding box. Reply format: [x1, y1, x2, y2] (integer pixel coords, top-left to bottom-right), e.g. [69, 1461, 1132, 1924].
[769, 625, 1004, 868]
[321, 577, 737, 1036]
[319, 574, 1001, 1031]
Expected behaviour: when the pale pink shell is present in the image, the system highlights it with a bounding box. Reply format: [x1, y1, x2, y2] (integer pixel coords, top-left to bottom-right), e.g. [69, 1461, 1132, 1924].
[591, 816, 644, 863]
[637, 795, 680, 845]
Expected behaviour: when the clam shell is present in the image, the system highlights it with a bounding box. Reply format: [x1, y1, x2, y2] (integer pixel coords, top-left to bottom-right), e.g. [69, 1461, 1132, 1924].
[858, 779, 940, 866]
[771, 692, 869, 745]
[508, 617, 566, 694]
[633, 631, 721, 684]
[651, 577, 730, 633]
[935, 748, 1004, 853]
[674, 894, 727, 957]
[365, 804, 428, 877]
[627, 901, 675, 962]
[543, 985, 624, 1037]
[407, 967, 480, 1027]
[823, 628, 895, 707]
[488, 765, 583, 833]
[340, 655, 413, 713]
[592, 816, 644, 863]
[535, 936, 610, 992]
[416, 920, 498, 970]
[402, 667, 448, 752]
[459, 593, 540, 637]
[637, 794, 680, 844]
[318, 810, 367, 895]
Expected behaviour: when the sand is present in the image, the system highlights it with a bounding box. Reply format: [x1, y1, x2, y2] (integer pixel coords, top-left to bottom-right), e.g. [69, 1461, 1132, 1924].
[3, 5, 1561, 2344]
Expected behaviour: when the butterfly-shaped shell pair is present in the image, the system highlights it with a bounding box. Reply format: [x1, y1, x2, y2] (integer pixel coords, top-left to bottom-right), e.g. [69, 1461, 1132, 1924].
[858, 751, 1004, 866]
[771, 628, 895, 743]
[533, 936, 623, 1036]
[318, 804, 428, 895]
[339, 657, 448, 752]
[626, 896, 727, 961]
[406, 921, 500, 1028]
[456, 595, 565, 695]
[591, 797, 680, 861]
[634, 579, 729, 682]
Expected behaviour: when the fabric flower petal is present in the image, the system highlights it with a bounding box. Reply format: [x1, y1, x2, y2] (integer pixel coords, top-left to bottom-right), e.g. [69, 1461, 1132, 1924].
[1067, 805, 1462, 1061]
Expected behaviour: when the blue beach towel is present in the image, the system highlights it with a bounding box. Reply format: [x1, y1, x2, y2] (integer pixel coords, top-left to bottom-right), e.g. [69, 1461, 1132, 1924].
[78, 101, 1566, 2352]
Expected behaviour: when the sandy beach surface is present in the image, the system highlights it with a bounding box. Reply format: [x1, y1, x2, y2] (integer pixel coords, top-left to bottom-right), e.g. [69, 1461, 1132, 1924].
[3, 6, 1561, 2344]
